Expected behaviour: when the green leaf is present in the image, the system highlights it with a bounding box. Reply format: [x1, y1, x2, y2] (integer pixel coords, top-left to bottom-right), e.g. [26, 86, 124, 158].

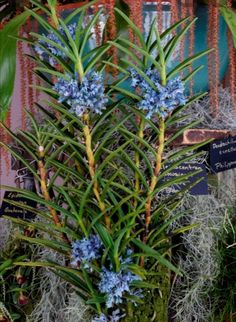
[160, 16, 190, 40]
[94, 113, 131, 160]
[153, 169, 203, 195]
[165, 17, 197, 64]
[114, 8, 146, 49]
[153, 27, 165, 69]
[64, 0, 99, 24]
[172, 223, 199, 235]
[128, 140, 154, 177]
[116, 37, 162, 72]
[166, 92, 207, 126]
[56, 186, 88, 236]
[132, 239, 181, 275]
[14, 261, 90, 292]
[159, 151, 207, 181]
[86, 296, 106, 305]
[125, 264, 147, 280]
[121, 57, 157, 90]
[182, 65, 204, 83]
[94, 223, 115, 267]
[120, 150, 148, 189]
[148, 212, 187, 244]
[94, 223, 114, 251]
[0, 142, 39, 180]
[123, 294, 144, 304]
[79, 8, 102, 57]
[3, 200, 50, 220]
[5, 215, 78, 239]
[17, 235, 71, 254]
[110, 85, 141, 101]
[119, 127, 156, 157]
[47, 0, 57, 8]
[108, 39, 143, 67]
[164, 119, 201, 146]
[84, 44, 111, 74]
[34, 67, 67, 79]
[167, 48, 213, 79]
[220, 6, 236, 48]
[163, 139, 211, 166]
[30, 0, 51, 14]
[82, 269, 96, 295]
[74, 10, 85, 49]
[0, 121, 38, 160]
[30, 31, 76, 63]
[0, 185, 74, 219]
[0, 259, 13, 274]
[0, 11, 30, 120]
[103, 60, 129, 75]
[113, 225, 133, 270]
[145, 18, 157, 59]
[130, 280, 159, 289]
[59, 18, 81, 61]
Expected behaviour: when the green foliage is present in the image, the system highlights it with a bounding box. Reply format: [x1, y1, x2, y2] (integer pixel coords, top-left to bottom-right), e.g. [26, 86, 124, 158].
[211, 210, 236, 322]
[0, 11, 30, 121]
[0, 1, 213, 320]
[220, 5, 236, 48]
[0, 234, 39, 321]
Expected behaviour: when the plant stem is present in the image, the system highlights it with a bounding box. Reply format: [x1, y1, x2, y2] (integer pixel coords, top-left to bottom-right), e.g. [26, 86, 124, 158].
[76, 57, 84, 81]
[48, 1, 59, 29]
[82, 114, 110, 229]
[145, 117, 165, 240]
[38, 146, 70, 244]
[134, 117, 144, 209]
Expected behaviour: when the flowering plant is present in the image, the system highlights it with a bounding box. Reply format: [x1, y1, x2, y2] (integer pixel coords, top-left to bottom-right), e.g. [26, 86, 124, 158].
[0, 1, 212, 321]
[0, 235, 38, 322]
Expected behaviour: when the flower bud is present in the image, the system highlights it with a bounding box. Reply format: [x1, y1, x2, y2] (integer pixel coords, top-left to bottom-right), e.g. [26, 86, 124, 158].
[18, 292, 29, 306]
[23, 227, 34, 237]
[38, 146, 44, 153]
[16, 272, 27, 285]
[0, 315, 9, 322]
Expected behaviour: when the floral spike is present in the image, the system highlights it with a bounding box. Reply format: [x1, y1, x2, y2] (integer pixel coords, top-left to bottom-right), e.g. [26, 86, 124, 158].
[53, 72, 108, 117]
[129, 68, 186, 119]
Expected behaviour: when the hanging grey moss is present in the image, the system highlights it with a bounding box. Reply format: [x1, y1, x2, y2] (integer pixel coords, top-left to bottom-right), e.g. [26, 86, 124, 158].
[0, 218, 12, 251]
[170, 186, 235, 322]
[27, 247, 92, 322]
[179, 87, 236, 131]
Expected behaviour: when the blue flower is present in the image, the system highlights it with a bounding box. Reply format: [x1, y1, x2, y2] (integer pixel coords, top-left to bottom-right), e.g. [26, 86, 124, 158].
[98, 267, 141, 308]
[71, 235, 103, 266]
[129, 68, 187, 119]
[92, 310, 125, 322]
[53, 72, 108, 116]
[92, 314, 108, 322]
[34, 23, 77, 66]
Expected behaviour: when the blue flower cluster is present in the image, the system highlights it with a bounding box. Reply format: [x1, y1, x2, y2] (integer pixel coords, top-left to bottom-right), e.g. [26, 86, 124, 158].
[53, 72, 108, 116]
[34, 23, 76, 66]
[99, 267, 141, 308]
[71, 236, 141, 315]
[71, 235, 103, 266]
[129, 68, 187, 119]
[92, 310, 125, 322]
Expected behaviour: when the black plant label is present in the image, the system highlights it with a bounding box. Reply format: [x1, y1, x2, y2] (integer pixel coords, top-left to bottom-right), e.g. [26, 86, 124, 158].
[0, 191, 36, 219]
[210, 136, 236, 173]
[159, 162, 208, 195]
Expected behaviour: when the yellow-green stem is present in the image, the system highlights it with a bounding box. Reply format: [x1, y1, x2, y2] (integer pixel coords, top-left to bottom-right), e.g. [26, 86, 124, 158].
[51, 10, 59, 28]
[38, 146, 70, 243]
[83, 115, 110, 229]
[134, 117, 144, 209]
[48, 1, 59, 29]
[145, 118, 165, 239]
[76, 58, 84, 81]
